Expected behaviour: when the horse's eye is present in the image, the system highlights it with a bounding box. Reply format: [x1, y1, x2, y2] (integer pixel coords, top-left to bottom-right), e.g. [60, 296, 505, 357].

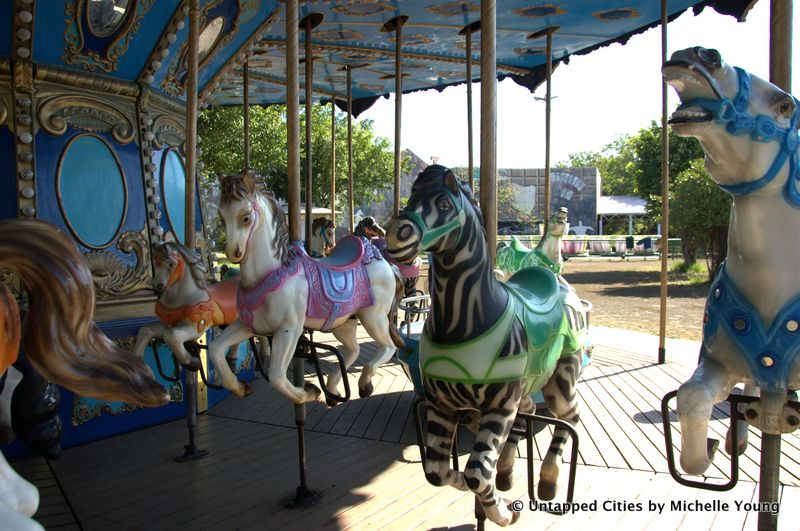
[241, 215, 251, 225]
[436, 198, 451, 211]
[777, 98, 795, 118]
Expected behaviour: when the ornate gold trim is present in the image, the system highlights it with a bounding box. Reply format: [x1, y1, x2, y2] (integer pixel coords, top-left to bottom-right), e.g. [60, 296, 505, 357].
[137, 2, 187, 86]
[37, 94, 136, 144]
[35, 65, 140, 98]
[13, 0, 36, 218]
[83, 227, 152, 299]
[0, 58, 9, 75]
[140, 86, 185, 116]
[152, 114, 185, 149]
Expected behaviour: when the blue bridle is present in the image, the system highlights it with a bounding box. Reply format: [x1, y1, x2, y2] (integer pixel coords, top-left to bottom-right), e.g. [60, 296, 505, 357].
[677, 66, 800, 206]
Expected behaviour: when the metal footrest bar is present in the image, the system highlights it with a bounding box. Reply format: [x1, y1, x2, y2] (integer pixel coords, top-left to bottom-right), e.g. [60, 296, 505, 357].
[296, 334, 351, 404]
[661, 389, 754, 491]
[150, 339, 180, 383]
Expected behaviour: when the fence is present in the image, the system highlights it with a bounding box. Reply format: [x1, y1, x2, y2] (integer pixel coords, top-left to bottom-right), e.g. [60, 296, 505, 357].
[497, 235, 681, 259]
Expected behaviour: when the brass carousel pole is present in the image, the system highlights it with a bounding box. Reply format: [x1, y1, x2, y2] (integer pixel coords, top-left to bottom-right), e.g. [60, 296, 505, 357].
[176, 0, 207, 462]
[760, 3, 792, 529]
[303, 15, 315, 250]
[330, 100, 336, 226]
[658, 0, 669, 365]
[381, 16, 408, 217]
[459, 22, 480, 193]
[543, 28, 554, 223]
[347, 66, 355, 232]
[243, 59, 250, 168]
[480, 0, 497, 262]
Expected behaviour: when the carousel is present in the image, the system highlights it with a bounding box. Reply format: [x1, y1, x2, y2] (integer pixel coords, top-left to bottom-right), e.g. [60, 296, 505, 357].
[1, 0, 797, 529]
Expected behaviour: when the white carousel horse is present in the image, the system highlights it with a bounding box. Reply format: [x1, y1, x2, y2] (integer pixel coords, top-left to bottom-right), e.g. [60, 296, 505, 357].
[309, 217, 335, 258]
[664, 47, 800, 474]
[131, 241, 262, 372]
[0, 219, 168, 530]
[385, 166, 589, 526]
[495, 207, 569, 280]
[207, 170, 403, 403]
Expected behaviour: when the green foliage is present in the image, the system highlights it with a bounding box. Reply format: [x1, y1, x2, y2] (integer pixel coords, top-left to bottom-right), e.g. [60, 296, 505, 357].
[630, 121, 705, 198]
[559, 137, 638, 196]
[653, 159, 730, 279]
[198, 104, 397, 211]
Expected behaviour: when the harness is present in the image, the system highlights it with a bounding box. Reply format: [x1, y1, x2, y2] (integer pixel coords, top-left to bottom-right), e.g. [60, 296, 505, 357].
[677, 66, 800, 207]
[398, 187, 467, 249]
[703, 262, 800, 392]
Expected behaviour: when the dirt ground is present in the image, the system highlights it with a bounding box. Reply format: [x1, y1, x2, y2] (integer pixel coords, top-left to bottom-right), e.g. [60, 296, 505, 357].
[560, 257, 708, 341]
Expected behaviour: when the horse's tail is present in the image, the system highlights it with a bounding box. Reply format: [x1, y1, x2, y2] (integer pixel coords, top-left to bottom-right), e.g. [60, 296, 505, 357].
[388, 264, 405, 349]
[0, 220, 168, 408]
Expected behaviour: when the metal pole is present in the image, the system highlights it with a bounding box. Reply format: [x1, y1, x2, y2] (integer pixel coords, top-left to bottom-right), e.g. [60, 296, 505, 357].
[347, 66, 355, 233]
[759, 432, 781, 530]
[304, 16, 314, 250]
[770, 0, 793, 92]
[466, 29, 474, 193]
[393, 20, 405, 217]
[479, 0, 497, 261]
[243, 59, 250, 169]
[543, 29, 553, 224]
[658, 0, 669, 365]
[185, 0, 199, 250]
[286, 0, 301, 244]
[330, 101, 336, 226]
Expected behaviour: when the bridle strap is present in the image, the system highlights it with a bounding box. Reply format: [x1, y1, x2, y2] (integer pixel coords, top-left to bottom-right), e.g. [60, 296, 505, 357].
[399, 187, 467, 249]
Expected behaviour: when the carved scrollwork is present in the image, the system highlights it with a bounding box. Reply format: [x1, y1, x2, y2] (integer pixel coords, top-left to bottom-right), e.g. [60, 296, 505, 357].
[0, 88, 9, 129]
[38, 95, 135, 144]
[83, 228, 151, 299]
[152, 114, 185, 149]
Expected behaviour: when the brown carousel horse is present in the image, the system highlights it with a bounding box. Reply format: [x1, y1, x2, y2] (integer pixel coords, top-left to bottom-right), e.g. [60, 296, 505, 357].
[0, 219, 167, 529]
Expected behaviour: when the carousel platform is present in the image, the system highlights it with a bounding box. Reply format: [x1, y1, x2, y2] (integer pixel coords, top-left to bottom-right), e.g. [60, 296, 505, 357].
[12, 326, 800, 530]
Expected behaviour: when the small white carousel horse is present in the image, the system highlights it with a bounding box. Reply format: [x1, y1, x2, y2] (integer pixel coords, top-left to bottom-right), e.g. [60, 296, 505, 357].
[385, 166, 589, 526]
[664, 47, 800, 474]
[0, 219, 168, 530]
[131, 241, 244, 371]
[495, 207, 569, 280]
[309, 217, 335, 258]
[207, 171, 403, 403]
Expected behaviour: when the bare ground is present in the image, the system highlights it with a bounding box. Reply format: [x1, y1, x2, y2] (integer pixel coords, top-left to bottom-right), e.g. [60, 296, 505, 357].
[560, 257, 708, 341]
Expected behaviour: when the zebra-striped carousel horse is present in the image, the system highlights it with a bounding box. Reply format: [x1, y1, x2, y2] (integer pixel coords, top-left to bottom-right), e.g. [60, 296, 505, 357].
[385, 166, 589, 526]
[665, 48, 800, 475]
[0, 220, 167, 530]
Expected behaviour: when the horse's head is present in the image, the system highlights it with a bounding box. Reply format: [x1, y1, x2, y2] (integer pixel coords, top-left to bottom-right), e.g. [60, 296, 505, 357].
[546, 207, 569, 238]
[311, 217, 336, 257]
[356, 216, 386, 239]
[386, 165, 474, 262]
[664, 47, 799, 201]
[152, 241, 206, 296]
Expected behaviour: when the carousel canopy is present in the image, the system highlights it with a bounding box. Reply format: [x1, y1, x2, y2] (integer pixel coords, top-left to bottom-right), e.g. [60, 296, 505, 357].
[3, 0, 756, 114]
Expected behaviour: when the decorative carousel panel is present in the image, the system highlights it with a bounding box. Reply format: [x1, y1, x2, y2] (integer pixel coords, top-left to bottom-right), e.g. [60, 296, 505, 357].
[36, 128, 152, 298]
[56, 134, 127, 249]
[0, 115, 14, 220]
[160, 148, 187, 242]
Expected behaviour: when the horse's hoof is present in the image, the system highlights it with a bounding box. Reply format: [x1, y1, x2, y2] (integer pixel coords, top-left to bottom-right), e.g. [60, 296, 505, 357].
[232, 381, 251, 398]
[707, 438, 720, 460]
[304, 382, 322, 401]
[496, 471, 513, 491]
[359, 381, 374, 398]
[326, 396, 339, 407]
[537, 481, 557, 501]
[725, 432, 748, 456]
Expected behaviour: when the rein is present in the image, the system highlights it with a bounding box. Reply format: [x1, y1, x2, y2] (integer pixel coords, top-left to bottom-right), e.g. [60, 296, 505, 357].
[399, 187, 467, 248]
[678, 66, 800, 206]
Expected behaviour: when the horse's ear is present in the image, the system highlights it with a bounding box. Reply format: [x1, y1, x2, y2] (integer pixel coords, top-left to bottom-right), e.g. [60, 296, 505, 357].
[264, 189, 276, 201]
[242, 169, 257, 195]
[163, 231, 176, 243]
[443, 169, 460, 194]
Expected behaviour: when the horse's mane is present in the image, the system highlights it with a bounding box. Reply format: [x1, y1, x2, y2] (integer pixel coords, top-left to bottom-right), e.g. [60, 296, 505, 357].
[155, 241, 207, 290]
[413, 165, 484, 226]
[312, 217, 334, 233]
[219, 170, 292, 266]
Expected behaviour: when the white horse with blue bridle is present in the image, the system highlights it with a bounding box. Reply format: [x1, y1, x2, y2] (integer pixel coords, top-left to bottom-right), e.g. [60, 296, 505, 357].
[664, 47, 800, 475]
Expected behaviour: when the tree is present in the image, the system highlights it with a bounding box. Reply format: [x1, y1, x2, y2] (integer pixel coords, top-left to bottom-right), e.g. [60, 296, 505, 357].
[558, 135, 638, 196]
[197, 104, 396, 211]
[652, 159, 730, 276]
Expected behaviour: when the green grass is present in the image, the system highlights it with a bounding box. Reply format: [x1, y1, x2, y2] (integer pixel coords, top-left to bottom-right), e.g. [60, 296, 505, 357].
[670, 260, 709, 284]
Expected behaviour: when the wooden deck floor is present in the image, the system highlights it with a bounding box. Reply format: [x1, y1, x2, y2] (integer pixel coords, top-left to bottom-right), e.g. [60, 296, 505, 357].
[11, 325, 800, 530]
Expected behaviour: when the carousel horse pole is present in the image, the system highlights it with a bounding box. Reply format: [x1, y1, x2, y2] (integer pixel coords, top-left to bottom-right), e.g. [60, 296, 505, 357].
[663, 47, 800, 528]
[386, 166, 589, 526]
[0, 219, 168, 529]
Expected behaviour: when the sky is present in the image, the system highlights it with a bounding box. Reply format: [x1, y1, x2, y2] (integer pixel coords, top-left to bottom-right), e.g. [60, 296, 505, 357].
[356, 1, 800, 169]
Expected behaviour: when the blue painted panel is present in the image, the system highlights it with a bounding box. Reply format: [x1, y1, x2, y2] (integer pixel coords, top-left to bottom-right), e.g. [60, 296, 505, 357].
[0, 0, 10, 58]
[0, 128, 16, 219]
[161, 148, 187, 242]
[206, 335, 255, 408]
[58, 135, 126, 247]
[36, 128, 147, 258]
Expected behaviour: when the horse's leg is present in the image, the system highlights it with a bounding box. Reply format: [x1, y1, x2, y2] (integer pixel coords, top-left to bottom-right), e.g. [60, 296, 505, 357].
[467, 387, 524, 527]
[269, 326, 321, 404]
[423, 404, 467, 491]
[162, 324, 202, 367]
[131, 323, 166, 358]
[207, 320, 254, 397]
[0, 450, 38, 518]
[726, 383, 757, 456]
[357, 311, 397, 398]
[677, 357, 736, 475]
[327, 319, 359, 398]
[538, 352, 582, 501]
[496, 395, 534, 491]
